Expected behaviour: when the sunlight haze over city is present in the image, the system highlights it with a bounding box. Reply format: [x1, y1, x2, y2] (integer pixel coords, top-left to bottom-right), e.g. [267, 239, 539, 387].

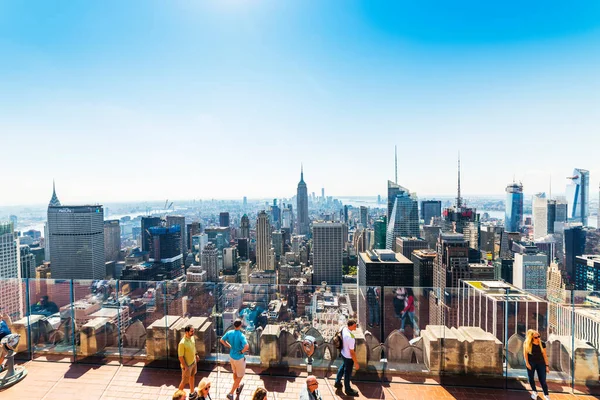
[1, 0, 599, 204]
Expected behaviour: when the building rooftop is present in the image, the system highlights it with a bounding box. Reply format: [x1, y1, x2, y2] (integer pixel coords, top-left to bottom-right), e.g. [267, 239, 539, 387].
[463, 280, 546, 302]
[2, 360, 593, 400]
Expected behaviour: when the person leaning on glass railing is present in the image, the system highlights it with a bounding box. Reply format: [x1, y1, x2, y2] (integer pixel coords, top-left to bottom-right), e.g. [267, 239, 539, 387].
[0, 311, 13, 373]
[523, 329, 551, 400]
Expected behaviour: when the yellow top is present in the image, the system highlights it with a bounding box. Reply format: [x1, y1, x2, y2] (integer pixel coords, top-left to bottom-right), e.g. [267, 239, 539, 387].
[178, 336, 196, 368]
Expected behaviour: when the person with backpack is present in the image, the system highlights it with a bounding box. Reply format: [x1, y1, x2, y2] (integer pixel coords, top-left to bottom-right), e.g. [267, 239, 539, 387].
[366, 287, 380, 328]
[334, 319, 359, 396]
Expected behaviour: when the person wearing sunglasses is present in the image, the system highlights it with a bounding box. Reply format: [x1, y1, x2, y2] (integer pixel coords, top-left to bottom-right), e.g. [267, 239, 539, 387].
[523, 329, 551, 400]
[299, 375, 322, 400]
[196, 378, 212, 400]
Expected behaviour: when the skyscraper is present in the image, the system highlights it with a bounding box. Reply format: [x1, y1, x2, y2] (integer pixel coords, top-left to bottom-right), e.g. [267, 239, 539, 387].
[141, 216, 162, 252]
[505, 182, 524, 232]
[547, 200, 568, 234]
[359, 206, 368, 226]
[421, 200, 442, 225]
[256, 211, 272, 271]
[166, 215, 187, 257]
[373, 217, 387, 250]
[219, 212, 230, 228]
[566, 168, 590, 226]
[296, 165, 309, 236]
[48, 205, 105, 279]
[45, 180, 62, 261]
[104, 219, 121, 262]
[201, 242, 219, 282]
[270, 200, 281, 230]
[533, 193, 548, 239]
[282, 204, 294, 234]
[240, 214, 250, 239]
[0, 221, 23, 318]
[385, 182, 419, 251]
[312, 222, 344, 287]
[564, 225, 586, 282]
[430, 233, 470, 327]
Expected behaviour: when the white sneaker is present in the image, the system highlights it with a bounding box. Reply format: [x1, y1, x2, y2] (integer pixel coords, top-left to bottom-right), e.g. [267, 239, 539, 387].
[530, 391, 538, 399]
[543, 395, 551, 400]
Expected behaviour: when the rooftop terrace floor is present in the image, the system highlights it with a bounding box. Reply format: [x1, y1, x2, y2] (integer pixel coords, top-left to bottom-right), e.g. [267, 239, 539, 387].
[1, 361, 599, 400]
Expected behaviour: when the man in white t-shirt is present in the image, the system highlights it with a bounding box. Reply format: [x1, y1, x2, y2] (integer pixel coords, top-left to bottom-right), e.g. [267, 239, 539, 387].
[334, 319, 359, 396]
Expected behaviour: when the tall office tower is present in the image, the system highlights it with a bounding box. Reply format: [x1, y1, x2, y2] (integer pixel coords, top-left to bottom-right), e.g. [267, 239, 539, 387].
[45, 181, 62, 261]
[237, 238, 249, 260]
[201, 243, 219, 282]
[104, 219, 121, 262]
[512, 244, 548, 290]
[48, 205, 105, 279]
[321, 188, 325, 199]
[187, 221, 201, 251]
[282, 205, 293, 233]
[0, 222, 23, 318]
[373, 217, 387, 249]
[564, 225, 586, 282]
[547, 200, 568, 234]
[219, 212, 230, 228]
[385, 184, 419, 251]
[296, 166, 310, 236]
[240, 214, 250, 239]
[396, 237, 428, 259]
[166, 215, 187, 257]
[430, 233, 469, 326]
[421, 200, 442, 225]
[141, 216, 162, 252]
[505, 182, 524, 232]
[256, 211, 272, 271]
[272, 230, 284, 258]
[598, 183, 600, 229]
[566, 168, 590, 226]
[312, 222, 344, 287]
[223, 247, 238, 273]
[343, 205, 350, 224]
[359, 206, 368, 227]
[20, 244, 35, 279]
[574, 255, 600, 291]
[533, 193, 548, 239]
[148, 225, 183, 278]
[270, 200, 281, 230]
[412, 249, 437, 288]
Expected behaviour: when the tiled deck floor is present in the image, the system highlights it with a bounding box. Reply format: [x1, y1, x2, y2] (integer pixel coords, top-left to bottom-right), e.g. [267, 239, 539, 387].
[1, 361, 599, 400]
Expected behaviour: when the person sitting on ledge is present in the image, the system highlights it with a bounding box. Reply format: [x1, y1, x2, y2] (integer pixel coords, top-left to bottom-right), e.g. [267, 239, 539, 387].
[0, 311, 13, 373]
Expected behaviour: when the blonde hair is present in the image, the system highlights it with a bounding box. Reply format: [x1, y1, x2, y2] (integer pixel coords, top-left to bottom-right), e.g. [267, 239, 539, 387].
[523, 329, 539, 356]
[198, 377, 211, 392]
[172, 390, 186, 400]
[252, 387, 268, 400]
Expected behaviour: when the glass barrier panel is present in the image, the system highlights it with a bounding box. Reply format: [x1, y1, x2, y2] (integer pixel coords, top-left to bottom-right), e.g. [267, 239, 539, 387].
[71, 279, 121, 364]
[571, 290, 600, 396]
[118, 280, 167, 367]
[1, 279, 29, 361]
[26, 278, 74, 362]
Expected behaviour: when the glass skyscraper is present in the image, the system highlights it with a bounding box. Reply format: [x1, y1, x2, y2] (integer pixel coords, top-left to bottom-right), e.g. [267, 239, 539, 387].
[566, 168, 590, 226]
[386, 187, 419, 251]
[505, 182, 523, 232]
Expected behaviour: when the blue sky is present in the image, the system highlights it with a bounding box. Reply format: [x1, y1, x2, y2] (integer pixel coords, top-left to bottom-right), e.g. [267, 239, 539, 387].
[1, 0, 599, 205]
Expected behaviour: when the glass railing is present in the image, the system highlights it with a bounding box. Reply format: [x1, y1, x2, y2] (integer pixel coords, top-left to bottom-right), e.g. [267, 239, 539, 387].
[2, 278, 600, 394]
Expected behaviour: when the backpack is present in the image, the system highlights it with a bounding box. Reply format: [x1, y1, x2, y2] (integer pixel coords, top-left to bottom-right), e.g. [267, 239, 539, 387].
[333, 328, 344, 350]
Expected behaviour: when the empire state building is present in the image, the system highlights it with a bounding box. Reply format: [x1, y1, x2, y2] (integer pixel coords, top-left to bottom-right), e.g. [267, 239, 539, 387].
[296, 166, 309, 236]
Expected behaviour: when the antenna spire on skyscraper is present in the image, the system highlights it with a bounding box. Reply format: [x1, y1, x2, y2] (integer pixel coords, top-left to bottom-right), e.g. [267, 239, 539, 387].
[301, 163, 304, 182]
[456, 153, 462, 208]
[395, 145, 398, 184]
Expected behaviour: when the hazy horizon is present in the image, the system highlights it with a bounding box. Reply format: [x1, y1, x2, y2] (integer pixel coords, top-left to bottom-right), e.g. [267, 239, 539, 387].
[1, 1, 599, 205]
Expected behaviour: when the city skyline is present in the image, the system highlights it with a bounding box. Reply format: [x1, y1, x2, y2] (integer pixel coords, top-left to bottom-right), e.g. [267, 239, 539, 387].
[1, 1, 600, 204]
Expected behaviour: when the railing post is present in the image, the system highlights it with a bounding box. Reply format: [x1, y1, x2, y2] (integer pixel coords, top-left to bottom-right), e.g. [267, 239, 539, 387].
[570, 289, 575, 394]
[25, 278, 32, 360]
[70, 279, 77, 363]
[504, 287, 509, 390]
[116, 279, 123, 365]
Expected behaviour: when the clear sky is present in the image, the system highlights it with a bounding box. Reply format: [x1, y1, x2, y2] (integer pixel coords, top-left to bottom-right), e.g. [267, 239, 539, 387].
[1, 0, 599, 205]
